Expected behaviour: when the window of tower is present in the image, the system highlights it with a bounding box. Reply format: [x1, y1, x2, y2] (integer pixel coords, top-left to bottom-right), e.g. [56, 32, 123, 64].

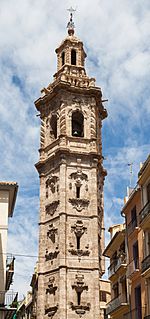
[76, 186, 80, 198]
[71, 49, 76, 65]
[50, 115, 57, 139]
[77, 291, 81, 305]
[61, 51, 65, 66]
[77, 236, 80, 250]
[72, 111, 84, 137]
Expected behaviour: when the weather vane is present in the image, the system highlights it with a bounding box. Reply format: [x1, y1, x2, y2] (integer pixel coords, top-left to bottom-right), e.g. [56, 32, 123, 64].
[67, 6, 76, 35]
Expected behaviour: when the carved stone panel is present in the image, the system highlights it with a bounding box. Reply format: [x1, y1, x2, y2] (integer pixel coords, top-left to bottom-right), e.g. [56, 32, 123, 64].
[69, 198, 89, 212]
[71, 220, 87, 238]
[46, 200, 60, 216]
[45, 305, 58, 318]
[68, 249, 90, 257]
[46, 277, 57, 295]
[70, 303, 90, 317]
[70, 171, 88, 181]
[45, 249, 59, 261]
[70, 273, 90, 317]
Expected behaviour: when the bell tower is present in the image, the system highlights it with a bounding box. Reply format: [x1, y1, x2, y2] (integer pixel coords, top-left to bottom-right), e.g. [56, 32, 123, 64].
[35, 10, 107, 319]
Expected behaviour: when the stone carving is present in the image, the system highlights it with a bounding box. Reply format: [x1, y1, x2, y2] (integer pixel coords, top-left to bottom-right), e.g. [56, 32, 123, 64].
[45, 305, 58, 318]
[46, 175, 59, 194]
[69, 198, 89, 212]
[45, 249, 59, 261]
[70, 171, 88, 181]
[70, 274, 90, 317]
[68, 249, 90, 257]
[70, 303, 90, 317]
[46, 200, 60, 215]
[47, 224, 58, 243]
[72, 273, 88, 293]
[71, 220, 87, 238]
[46, 277, 57, 295]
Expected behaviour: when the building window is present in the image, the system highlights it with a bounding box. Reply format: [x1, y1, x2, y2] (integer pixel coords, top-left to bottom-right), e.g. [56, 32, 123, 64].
[113, 282, 119, 299]
[50, 114, 57, 139]
[77, 236, 80, 250]
[147, 182, 150, 202]
[131, 206, 137, 228]
[133, 241, 139, 269]
[100, 291, 107, 302]
[135, 285, 142, 319]
[72, 111, 84, 137]
[61, 51, 65, 66]
[71, 49, 76, 65]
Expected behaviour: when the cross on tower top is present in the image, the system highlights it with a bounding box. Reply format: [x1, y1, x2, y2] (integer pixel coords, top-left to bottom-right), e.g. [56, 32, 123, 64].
[67, 6, 76, 35]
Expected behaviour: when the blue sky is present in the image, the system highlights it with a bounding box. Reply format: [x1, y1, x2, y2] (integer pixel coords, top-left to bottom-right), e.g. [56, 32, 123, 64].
[0, 0, 150, 298]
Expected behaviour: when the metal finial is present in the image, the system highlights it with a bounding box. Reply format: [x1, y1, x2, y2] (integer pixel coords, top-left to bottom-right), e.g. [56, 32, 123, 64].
[67, 7, 76, 35]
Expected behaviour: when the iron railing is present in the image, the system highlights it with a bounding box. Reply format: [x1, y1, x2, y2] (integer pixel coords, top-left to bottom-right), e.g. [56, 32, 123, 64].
[127, 258, 140, 278]
[141, 254, 150, 273]
[106, 294, 128, 315]
[139, 201, 150, 224]
[5, 256, 15, 291]
[108, 255, 127, 278]
[0, 291, 18, 308]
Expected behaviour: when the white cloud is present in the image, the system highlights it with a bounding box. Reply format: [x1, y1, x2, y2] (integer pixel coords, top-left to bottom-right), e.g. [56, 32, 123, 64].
[0, 0, 149, 298]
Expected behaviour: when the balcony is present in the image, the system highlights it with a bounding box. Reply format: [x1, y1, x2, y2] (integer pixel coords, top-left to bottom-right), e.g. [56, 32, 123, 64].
[106, 295, 129, 316]
[108, 255, 127, 280]
[141, 254, 150, 274]
[127, 219, 138, 236]
[5, 256, 15, 291]
[0, 290, 18, 318]
[139, 201, 150, 228]
[127, 258, 140, 279]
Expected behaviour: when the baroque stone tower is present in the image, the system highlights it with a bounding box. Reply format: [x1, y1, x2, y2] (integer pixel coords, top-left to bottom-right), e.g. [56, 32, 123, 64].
[35, 11, 107, 319]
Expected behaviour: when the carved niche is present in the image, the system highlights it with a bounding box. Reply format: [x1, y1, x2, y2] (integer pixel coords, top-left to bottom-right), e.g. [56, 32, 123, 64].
[47, 224, 58, 243]
[46, 277, 57, 295]
[45, 175, 59, 198]
[68, 220, 90, 257]
[70, 273, 90, 317]
[69, 169, 89, 211]
[45, 277, 58, 318]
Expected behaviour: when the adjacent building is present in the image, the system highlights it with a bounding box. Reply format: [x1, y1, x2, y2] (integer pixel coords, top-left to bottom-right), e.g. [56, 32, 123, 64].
[34, 11, 108, 319]
[0, 181, 18, 319]
[17, 263, 38, 319]
[103, 224, 129, 319]
[104, 154, 150, 319]
[138, 155, 150, 318]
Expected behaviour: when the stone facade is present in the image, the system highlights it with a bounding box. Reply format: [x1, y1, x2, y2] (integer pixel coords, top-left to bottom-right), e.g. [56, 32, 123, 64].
[35, 17, 107, 319]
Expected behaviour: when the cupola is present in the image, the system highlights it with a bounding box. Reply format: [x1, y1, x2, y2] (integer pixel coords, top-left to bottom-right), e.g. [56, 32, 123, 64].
[54, 8, 88, 80]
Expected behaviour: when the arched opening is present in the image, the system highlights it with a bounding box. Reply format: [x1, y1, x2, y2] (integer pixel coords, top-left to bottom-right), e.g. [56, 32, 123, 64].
[61, 51, 65, 66]
[71, 49, 76, 65]
[50, 115, 57, 139]
[72, 111, 84, 137]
